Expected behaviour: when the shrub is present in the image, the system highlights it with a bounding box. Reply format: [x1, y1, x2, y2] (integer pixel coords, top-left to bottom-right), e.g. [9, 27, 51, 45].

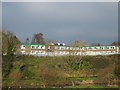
[2, 56, 13, 78]
[35, 64, 66, 86]
[94, 65, 115, 85]
[22, 65, 35, 80]
[65, 56, 93, 71]
[8, 69, 23, 83]
[89, 56, 110, 69]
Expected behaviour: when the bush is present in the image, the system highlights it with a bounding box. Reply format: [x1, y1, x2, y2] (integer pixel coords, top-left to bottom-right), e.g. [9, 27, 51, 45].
[2, 56, 13, 78]
[8, 69, 23, 83]
[65, 56, 93, 71]
[35, 64, 66, 86]
[89, 56, 110, 69]
[22, 65, 35, 80]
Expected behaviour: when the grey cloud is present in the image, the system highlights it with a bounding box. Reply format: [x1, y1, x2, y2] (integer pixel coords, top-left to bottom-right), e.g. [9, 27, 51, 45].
[2, 2, 118, 45]
[0, 2, 2, 29]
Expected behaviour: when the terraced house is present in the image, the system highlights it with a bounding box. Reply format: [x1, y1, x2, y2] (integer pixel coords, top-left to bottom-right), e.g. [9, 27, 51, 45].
[16, 44, 120, 56]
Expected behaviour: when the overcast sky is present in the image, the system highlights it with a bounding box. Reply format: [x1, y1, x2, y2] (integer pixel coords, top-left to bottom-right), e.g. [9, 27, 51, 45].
[2, 2, 118, 45]
[0, 2, 1, 47]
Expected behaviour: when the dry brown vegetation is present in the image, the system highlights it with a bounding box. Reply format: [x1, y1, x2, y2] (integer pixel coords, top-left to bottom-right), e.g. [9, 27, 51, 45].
[2, 54, 120, 88]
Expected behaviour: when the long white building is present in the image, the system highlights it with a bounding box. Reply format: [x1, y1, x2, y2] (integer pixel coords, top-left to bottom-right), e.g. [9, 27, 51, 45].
[16, 44, 120, 56]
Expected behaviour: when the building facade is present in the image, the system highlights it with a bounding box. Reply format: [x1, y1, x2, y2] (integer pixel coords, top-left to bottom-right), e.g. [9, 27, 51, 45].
[16, 44, 120, 56]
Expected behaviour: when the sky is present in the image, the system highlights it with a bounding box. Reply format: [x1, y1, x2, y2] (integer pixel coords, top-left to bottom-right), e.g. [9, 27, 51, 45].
[0, 2, 2, 30]
[2, 2, 118, 45]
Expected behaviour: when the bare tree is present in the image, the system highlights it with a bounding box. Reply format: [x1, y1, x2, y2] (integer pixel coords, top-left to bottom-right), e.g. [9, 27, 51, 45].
[91, 43, 100, 46]
[31, 33, 45, 44]
[70, 40, 88, 47]
[44, 38, 57, 45]
[111, 41, 120, 45]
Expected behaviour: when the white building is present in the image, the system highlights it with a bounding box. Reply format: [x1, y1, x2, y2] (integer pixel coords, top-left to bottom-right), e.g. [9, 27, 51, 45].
[17, 44, 120, 56]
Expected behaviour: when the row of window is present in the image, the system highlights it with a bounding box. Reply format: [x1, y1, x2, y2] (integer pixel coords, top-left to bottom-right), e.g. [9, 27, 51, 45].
[31, 45, 45, 49]
[31, 50, 45, 54]
[21, 45, 119, 50]
[28, 50, 118, 55]
[55, 46, 116, 50]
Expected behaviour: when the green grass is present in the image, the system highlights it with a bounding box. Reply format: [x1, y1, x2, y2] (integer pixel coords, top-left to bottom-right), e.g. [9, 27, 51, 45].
[3, 80, 13, 86]
[64, 85, 119, 88]
[67, 76, 97, 80]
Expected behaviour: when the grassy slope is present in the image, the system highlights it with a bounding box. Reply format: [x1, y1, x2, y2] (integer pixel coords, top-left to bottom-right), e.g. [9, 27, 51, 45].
[2, 54, 120, 88]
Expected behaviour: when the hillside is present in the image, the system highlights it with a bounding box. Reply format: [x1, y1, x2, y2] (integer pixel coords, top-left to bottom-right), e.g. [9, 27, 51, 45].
[2, 54, 120, 88]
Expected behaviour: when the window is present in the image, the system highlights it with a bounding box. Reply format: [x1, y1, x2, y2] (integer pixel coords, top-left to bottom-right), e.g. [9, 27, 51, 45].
[89, 47, 92, 49]
[65, 47, 69, 50]
[31, 46, 35, 49]
[104, 47, 109, 49]
[21, 51, 25, 53]
[111, 47, 115, 49]
[70, 47, 73, 50]
[94, 47, 98, 49]
[100, 47, 104, 49]
[21, 45, 25, 49]
[84, 47, 88, 50]
[73, 48, 76, 50]
[48, 46, 50, 49]
[41, 46, 43, 49]
[41, 51, 43, 53]
[61, 47, 65, 50]
[36, 45, 39, 48]
[36, 51, 39, 53]
[80, 47, 83, 50]
[31, 50, 35, 53]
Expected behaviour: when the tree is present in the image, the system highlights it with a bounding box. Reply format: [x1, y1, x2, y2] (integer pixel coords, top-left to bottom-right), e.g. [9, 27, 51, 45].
[91, 43, 100, 46]
[2, 30, 20, 55]
[44, 38, 57, 45]
[31, 33, 45, 44]
[2, 30, 21, 78]
[65, 47, 85, 71]
[111, 41, 120, 45]
[70, 40, 88, 47]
